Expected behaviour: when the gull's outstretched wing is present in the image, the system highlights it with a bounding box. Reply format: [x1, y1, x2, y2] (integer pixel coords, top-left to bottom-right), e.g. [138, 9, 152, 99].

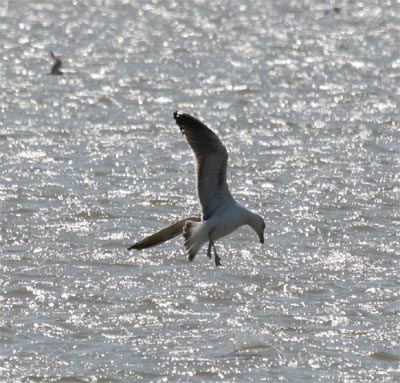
[173, 112, 234, 220]
[128, 216, 201, 250]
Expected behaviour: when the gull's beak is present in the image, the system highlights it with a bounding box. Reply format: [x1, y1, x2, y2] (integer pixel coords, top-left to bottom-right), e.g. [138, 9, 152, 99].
[259, 232, 264, 244]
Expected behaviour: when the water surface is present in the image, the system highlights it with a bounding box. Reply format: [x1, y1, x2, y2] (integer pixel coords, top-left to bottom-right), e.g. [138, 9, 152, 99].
[1, 1, 399, 382]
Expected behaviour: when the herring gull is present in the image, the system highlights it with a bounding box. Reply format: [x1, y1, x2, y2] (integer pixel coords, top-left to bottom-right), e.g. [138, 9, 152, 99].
[49, 51, 63, 75]
[128, 112, 265, 266]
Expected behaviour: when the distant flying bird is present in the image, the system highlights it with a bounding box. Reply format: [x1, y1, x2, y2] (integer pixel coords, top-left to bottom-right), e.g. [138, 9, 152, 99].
[128, 112, 265, 266]
[324, 7, 341, 16]
[49, 51, 63, 75]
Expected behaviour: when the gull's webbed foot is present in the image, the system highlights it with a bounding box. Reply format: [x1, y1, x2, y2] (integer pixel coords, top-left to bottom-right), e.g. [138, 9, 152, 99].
[215, 254, 222, 267]
[212, 241, 222, 267]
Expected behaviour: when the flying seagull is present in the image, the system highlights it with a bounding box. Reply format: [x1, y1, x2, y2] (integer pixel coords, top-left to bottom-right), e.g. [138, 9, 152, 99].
[128, 112, 265, 266]
[49, 51, 63, 75]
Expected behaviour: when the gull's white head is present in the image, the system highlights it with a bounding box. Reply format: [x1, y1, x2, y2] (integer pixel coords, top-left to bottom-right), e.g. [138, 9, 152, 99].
[247, 212, 265, 244]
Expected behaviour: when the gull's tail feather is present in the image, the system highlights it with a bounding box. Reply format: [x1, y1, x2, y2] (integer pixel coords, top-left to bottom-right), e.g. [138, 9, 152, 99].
[183, 221, 207, 261]
[128, 216, 201, 251]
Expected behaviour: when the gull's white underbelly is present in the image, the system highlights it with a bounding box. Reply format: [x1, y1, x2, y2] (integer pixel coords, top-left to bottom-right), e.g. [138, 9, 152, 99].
[206, 203, 248, 241]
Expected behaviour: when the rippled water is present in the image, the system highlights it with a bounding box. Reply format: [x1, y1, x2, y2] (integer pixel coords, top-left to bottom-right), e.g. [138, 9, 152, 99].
[1, 1, 399, 382]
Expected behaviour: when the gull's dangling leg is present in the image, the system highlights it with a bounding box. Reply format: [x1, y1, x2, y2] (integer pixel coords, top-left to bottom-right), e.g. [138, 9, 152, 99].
[212, 241, 222, 267]
[207, 241, 212, 259]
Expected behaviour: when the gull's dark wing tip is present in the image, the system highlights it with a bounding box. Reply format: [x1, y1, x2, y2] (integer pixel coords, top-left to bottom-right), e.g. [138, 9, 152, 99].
[173, 111, 183, 132]
[173, 111, 196, 125]
[173, 111, 190, 126]
[173, 111, 209, 132]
